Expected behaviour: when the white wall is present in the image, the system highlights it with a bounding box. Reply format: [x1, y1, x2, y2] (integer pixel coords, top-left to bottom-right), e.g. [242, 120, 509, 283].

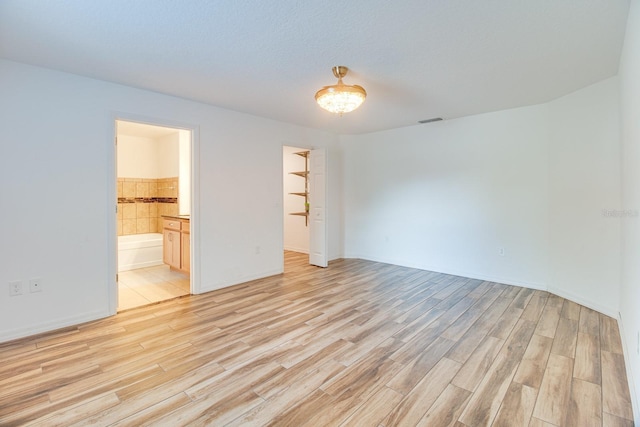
[547, 77, 621, 316]
[0, 59, 340, 342]
[116, 132, 179, 179]
[283, 146, 310, 253]
[117, 134, 160, 178]
[156, 132, 180, 178]
[341, 105, 550, 289]
[178, 129, 191, 216]
[620, 0, 640, 420]
[341, 77, 622, 317]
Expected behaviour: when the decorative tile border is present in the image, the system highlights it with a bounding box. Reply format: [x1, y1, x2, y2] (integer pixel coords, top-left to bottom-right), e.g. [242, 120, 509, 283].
[118, 197, 178, 204]
[117, 177, 179, 235]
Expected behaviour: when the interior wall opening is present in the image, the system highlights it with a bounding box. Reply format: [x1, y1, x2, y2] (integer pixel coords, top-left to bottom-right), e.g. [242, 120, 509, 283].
[283, 145, 310, 270]
[116, 120, 192, 310]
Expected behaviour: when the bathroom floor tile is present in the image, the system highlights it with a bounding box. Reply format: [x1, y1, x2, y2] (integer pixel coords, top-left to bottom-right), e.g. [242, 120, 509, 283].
[118, 265, 189, 311]
[118, 285, 152, 311]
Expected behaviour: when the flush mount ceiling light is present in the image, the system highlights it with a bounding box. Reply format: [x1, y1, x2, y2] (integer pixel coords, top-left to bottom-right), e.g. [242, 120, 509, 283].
[315, 66, 366, 116]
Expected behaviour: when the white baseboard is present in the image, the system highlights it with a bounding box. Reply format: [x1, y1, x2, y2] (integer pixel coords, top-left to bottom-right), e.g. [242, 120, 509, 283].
[118, 260, 164, 272]
[197, 267, 284, 294]
[0, 309, 112, 344]
[283, 246, 309, 254]
[617, 313, 640, 423]
[343, 253, 546, 291]
[547, 285, 617, 318]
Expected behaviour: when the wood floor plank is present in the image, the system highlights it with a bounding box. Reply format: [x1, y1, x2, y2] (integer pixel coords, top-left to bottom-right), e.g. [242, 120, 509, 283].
[78, 362, 225, 425]
[534, 298, 562, 338]
[321, 338, 403, 398]
[387, 336, 456, 395]
[451, 335, 503, 392]
[511, 287, 535, 310]
[415, 383, 471, 427]
[458, 319, 537, 426]
[532, 353, 574, 425]
[227, 359, 346, 426]
[566, 378, 602, 427]
[602, 350, 634, 421]
[550, 317, 578, 358]
[520, 291, 549, 322]
[384, 357, 462, 427]
[600, 315, 624, 354]
[102, 392, 193, 427]
[573, 331, 601, 384]
[0, 252, 632, 426]
[446, 329, 488, 364]
[492, 381, 538, 427]
[259, 340, 348, 394]
[528, 417, 558, 427]
[338, 386, 404, 427]
[513, 333, 553, 389]
[489, 306, 524, 340]
[602, 412, 635, 427]
[579, 306, 601, 336]
[32, 393, 122, 427]
[561, 299, 582, 321]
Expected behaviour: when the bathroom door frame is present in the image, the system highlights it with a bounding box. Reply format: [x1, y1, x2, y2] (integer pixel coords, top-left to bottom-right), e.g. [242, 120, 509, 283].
[107, 113, 200, 315]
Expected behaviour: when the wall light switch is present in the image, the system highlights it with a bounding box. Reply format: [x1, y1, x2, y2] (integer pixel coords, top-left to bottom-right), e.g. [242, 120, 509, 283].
[29, 278, 43, 293]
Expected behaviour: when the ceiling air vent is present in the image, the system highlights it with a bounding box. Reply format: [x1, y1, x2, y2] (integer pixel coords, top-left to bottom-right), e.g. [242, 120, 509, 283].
[418, 118, 443, 124]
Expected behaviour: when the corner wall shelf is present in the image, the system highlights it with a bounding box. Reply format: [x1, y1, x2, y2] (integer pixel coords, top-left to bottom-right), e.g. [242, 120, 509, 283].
[290, 171, 308, 178]
[289, 150, 310, 226]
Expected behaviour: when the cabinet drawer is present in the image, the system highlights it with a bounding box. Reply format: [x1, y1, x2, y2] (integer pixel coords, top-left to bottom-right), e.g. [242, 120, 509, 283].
[163, 219, 182, 230]
[182, 221, 190, 233]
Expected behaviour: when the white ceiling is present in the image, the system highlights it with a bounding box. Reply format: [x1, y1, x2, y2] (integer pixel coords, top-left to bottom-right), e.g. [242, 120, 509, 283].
[0, 0, 630, 135]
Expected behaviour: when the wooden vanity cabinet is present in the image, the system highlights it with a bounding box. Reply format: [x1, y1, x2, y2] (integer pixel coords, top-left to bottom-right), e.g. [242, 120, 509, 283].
[181, 221, 190, 273]
[163, 218, 190, 273]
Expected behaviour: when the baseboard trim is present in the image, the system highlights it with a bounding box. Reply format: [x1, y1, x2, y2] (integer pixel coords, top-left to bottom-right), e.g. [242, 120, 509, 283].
[343, 253, 546, 291]
[198, 268, 284, 294]
[0, 309, 112, 344]
[284, 246, 309, 254]
[617, 313, 640, 423]
[547, 285, 617, 318]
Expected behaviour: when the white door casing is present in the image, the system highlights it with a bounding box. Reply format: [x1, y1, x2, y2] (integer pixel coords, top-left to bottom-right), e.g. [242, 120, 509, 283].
[309, 148, 328, 267]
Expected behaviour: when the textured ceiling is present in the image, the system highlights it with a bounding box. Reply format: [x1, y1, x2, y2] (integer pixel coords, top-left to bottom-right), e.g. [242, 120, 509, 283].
[0, 0, 630, 134]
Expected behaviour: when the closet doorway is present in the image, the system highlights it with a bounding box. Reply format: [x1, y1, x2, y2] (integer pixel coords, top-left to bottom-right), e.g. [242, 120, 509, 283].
[283, 145, 327, 271]
[115, 120, 192, 310]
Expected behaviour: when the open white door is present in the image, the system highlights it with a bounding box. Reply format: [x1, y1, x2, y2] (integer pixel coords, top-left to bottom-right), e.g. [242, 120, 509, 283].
[309, 148, 328, 267]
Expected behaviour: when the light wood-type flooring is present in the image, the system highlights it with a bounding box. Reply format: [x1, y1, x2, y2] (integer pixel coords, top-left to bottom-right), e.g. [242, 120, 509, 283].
[0, 251, 634, 426]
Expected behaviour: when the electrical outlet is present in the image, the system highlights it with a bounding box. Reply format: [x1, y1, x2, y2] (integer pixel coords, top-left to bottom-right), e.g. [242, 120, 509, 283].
[637, 331, 639, 355]
[498, 247, 506, 257]
[29, 278, 43, 293]
[9, 281, 22, 296]
[255, 246, 261, 255]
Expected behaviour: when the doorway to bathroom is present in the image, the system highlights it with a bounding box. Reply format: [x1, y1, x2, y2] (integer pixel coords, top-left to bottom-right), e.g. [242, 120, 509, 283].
[115, 120, 192, 311]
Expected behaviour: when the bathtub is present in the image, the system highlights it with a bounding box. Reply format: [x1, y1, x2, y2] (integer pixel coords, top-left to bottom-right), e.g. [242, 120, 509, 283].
[118, 233, 164, 272]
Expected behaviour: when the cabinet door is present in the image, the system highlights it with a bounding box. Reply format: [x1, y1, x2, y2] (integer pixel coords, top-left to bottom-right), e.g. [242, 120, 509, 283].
[181, 232, 190, 273]
[163, 230, 181, 269]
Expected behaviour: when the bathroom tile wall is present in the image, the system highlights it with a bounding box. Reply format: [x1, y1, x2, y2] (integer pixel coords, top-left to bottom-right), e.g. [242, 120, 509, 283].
[117, 177, 178, 235]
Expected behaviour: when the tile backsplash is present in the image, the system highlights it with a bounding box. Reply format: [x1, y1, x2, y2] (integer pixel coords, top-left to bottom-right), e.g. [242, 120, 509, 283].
[117, 177, 178, 235]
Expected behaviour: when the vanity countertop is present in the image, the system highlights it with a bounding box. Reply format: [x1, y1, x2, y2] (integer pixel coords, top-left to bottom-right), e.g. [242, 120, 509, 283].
[161, 215, 190, 221]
